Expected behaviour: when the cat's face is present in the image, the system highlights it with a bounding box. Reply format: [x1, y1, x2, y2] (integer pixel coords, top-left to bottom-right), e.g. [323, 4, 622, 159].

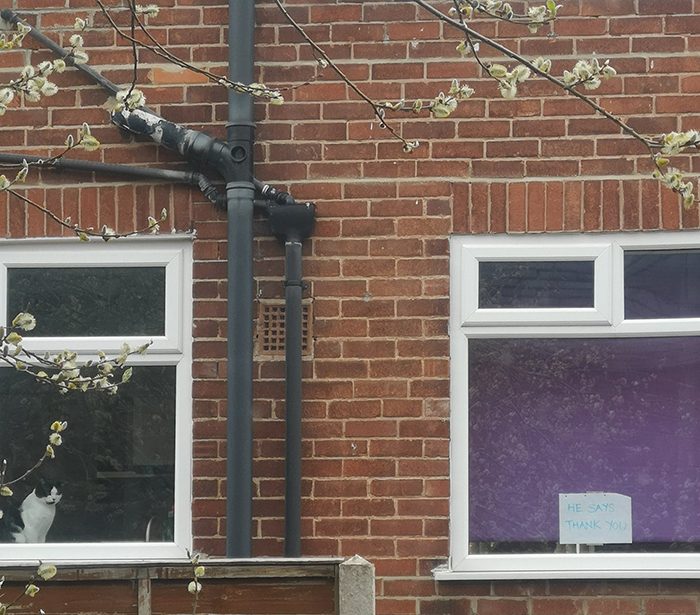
[34, 482, 62, 505]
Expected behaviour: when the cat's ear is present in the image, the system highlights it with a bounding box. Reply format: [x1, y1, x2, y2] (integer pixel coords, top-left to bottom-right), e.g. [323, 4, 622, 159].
[33, 479, 48, 498]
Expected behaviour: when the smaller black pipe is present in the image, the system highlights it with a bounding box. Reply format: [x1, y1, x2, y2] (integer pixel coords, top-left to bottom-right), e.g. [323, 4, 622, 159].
[283, 238, 303, 558]
[268, 202, 316, 557]
[1, 9, 122, 97]
[0, 152, 193, 182]
[0, 154, 298, 212]
[0, 152, 223, 206]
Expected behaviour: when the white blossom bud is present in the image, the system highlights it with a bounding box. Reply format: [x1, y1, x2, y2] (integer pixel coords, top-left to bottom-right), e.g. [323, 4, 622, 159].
[12, 312, 36, 331]
[499, 81, 517, 99]
[24, 584, 39, 597]
[488, 64, 508, 78]
[37, 564, 57, 580]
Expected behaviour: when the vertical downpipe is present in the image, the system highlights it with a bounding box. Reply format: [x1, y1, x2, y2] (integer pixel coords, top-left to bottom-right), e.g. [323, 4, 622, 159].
[284, 238, 303, 557]
[226, 0, 256, 558]
[268, 202, 316, 557]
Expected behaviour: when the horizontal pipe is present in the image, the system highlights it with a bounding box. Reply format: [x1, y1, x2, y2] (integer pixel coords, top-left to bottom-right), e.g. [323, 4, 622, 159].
[0, 152, 223, 206]
[0, 152, 195, 182]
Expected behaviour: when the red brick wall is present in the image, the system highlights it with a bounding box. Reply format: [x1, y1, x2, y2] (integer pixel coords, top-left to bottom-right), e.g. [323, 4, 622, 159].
[2, 0, 700, 613]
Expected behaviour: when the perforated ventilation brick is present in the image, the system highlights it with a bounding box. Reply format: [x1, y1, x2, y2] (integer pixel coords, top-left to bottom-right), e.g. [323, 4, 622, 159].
[257, 300, 313, 356]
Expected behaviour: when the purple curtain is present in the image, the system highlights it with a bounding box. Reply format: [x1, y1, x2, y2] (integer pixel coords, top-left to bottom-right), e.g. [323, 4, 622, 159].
[469, 337, 700, 544]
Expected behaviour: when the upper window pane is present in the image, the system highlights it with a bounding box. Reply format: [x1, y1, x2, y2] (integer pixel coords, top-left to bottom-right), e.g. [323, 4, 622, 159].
[7, 267, 166, 337]
[625, 250, 700, 319]
[478, 261, 595, 309]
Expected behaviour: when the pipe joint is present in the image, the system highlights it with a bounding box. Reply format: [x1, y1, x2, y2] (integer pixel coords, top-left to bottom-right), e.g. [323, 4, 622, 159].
[225, 124, 255, 184]
[259, 184, 296, 207]
[226, 123, 255, 145]
[267, 203, 316, 244]
[226, 181, 256, 192]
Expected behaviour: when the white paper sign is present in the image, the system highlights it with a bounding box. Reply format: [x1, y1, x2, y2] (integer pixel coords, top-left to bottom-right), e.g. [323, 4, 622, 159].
[559, 493, 632, 545]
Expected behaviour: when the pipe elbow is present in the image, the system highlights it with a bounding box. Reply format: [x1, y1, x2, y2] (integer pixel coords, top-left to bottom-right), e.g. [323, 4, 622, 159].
[112, 109, 239, 183]
[183, 133, 237, 182]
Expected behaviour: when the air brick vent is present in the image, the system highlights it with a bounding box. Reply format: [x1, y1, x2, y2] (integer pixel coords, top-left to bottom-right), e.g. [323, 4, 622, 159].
[257, 300, 313, 356]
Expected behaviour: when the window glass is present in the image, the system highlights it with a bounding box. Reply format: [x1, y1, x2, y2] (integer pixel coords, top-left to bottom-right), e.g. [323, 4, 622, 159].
[469, 337, 700, 554]
[7, 267, 166, 337]
[625, 250, 700, 319]
[0, 365, 176, 543]
[479, 261, 595, 309]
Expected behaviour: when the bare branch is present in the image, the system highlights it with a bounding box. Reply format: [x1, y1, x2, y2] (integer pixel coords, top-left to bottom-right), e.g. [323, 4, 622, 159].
[273, 0, 417, 150]
[410, 0, 655, 147]
[95, 0, 283, 102]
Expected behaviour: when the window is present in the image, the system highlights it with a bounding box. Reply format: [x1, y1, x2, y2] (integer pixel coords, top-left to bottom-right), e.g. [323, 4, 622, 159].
[0, 236, 193, 561]
[446, 232, 700, 579]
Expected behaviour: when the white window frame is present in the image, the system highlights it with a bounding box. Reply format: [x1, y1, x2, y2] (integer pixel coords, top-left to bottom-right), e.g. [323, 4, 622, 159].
[0, 236, 193, 561]
[445, 230, 700, 580]
[456, 239, 613, 327]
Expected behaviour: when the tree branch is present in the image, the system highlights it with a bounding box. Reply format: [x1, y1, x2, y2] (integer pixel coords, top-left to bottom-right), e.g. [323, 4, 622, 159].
[409, 0, 656, 147]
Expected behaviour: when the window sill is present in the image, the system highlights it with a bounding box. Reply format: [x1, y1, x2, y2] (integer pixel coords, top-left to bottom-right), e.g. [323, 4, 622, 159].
[434, 554, 700, 580]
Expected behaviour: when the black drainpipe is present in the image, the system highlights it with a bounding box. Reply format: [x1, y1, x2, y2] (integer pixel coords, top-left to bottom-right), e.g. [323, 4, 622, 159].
[268, 201, 316, 557]
[225, 0, 256, 558]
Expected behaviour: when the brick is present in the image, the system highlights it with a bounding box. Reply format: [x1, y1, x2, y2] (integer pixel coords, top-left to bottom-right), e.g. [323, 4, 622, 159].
[564, 182, 582, 231]
[397, 459, 448, 477]
[610, 16, 663, 34]
[371, 439, 423, 458]
[385, 579, 435, 597]
[343, 417, 397, 439]
[315, 518, 368, 537]
[343, 498, 396, 517]
[661, 184, 681, 230]
[583, 181, 602, 231]
[328, 399, 380, 419]
[622, 180, 641, 229]
[477, 600, 529, 615]
[341, 538, 395, 557]
[371, 479, 424, 497]
[508, 182, 526, 232]
[532, 599, 584, 615]
[639, 0, 692, 13]
[587, 599, 642, 615]
[315, 479, 367, 498]
[644, 599, 698, 614]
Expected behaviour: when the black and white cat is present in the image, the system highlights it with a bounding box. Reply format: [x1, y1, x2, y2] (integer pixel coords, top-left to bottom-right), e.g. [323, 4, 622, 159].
[0, 480, 62, 543]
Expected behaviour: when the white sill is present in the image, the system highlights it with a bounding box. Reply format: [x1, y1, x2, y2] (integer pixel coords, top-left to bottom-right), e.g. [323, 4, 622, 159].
[0, 542, 189, 562]
[434, 554, 700, 580]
